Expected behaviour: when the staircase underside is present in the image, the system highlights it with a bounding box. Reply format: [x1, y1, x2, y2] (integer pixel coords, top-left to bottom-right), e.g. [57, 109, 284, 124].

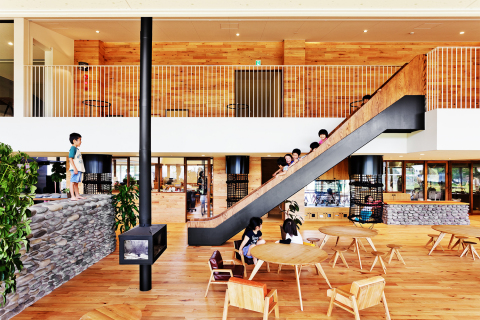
[187, 54, 427, 246]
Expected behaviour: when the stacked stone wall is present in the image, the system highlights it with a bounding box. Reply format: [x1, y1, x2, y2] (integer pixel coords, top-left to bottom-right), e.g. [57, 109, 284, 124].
[382, 204, 470, 225]
[0, 195, 116, 320]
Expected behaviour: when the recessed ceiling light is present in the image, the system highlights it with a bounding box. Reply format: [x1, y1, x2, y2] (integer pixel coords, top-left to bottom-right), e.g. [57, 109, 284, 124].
[267, 155, 271, 157]
[96, 30, 100, 33]
[236, 33, 240, 36]
[460, 31, 465, 34]
[409, 32, 415, 35]
[8, 42, 13, 45]
[420, 154, 424, 155]
[363, 30, 368, 33]
[202, 155, 205, 156]
[399, 155, 403, 157]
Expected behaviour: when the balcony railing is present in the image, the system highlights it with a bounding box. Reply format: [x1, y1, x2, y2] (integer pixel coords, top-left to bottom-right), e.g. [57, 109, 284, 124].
[24, 64, 400, 118]
[427, 47, 480, 111]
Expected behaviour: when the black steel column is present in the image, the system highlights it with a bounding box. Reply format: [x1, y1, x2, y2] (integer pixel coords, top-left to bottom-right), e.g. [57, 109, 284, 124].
[139, 17, 152, 292]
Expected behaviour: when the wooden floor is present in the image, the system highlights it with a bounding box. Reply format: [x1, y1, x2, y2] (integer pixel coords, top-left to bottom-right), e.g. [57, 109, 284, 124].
[14, 217, 480, 320]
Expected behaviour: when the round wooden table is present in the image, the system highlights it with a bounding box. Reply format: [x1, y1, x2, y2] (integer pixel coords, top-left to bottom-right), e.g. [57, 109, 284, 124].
[80, 304, 142, 320]
[429, 225, 480, 255]
[249, 243, 331, 311]
[318, 226, 378, 269]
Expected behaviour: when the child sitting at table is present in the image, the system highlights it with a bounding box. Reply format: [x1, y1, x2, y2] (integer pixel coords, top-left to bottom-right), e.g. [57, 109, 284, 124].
[276, 219, 303, 244]
[238, 217, 266, 265]
[318, 129, 329, 145]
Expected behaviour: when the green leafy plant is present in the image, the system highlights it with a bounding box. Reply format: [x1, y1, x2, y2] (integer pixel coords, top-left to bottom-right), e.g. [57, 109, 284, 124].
[0, 142, 38, 306]
[279, 200, 304, 230]
[112, 185, 139, 233]
[61, 188, 70, 193]
[50, 162, 66, 183]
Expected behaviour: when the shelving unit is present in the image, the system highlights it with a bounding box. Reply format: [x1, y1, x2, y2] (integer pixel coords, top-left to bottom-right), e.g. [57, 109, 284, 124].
[348, 174, 384, 224]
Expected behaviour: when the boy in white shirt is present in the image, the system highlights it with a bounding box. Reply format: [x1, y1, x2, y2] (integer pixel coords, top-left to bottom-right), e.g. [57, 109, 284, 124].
[68, 133, 86, 201]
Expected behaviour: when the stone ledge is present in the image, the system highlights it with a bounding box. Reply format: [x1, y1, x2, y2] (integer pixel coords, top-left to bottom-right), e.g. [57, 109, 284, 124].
[0, 194, 116, 320]
[382, 203, 470, 225]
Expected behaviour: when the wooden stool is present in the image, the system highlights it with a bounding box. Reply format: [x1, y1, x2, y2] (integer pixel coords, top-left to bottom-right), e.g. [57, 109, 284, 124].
[460, 241, 480, 260]
[329, 247, 349, 269]
[425, 234, 444, 251]
[307, 238, 320, 246]
[386, 244, 406, 265]
[451, 235, 469, 252]
[370, 251, 387, 274]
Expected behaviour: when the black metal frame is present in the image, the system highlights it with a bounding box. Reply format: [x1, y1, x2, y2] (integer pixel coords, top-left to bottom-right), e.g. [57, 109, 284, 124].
[348, 174, 384, 225]
[119, 225, 167, 265]
[226, 174, 249, 208]
[83, 173, 112, 194]
[188, 95, 425, 246]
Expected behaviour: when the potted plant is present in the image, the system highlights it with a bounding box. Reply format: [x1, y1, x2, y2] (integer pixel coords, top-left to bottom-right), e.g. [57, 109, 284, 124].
[51, 162, 66, 193]
[112, 184, 140, 233]
[62, 188, 71, 198]
[0, 142, 38, 305]
[278, 200, 304, 240]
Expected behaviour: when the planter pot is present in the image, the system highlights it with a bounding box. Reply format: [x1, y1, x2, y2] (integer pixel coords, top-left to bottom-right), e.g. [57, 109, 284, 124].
[67, 192, 71, 198]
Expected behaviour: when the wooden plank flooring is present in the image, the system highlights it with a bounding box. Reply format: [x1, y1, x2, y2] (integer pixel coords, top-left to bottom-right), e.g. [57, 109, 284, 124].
[14, 216, 480, 320]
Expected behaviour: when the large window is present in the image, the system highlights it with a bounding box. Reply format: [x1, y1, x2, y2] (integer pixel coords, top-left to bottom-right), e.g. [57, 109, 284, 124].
[474, 164, 480, 213]
[0, 21, 14, 117]
[451, 163, 470, 204]
[385, 162, 403, 192]
[406, 163, 424, 200]
[427, 163, 446, 201]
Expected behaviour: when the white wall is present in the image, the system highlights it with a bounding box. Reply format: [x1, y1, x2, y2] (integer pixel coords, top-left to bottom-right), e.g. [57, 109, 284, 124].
[29, 22, 74, 65]
[1, 109, 479, 157]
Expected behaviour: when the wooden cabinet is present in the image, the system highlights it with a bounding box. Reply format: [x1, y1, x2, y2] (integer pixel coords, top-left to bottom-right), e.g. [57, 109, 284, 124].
[318, 158, 349, 180]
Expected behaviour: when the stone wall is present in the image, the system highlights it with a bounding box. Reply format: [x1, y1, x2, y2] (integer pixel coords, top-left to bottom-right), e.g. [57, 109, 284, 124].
[382, 204, 470, 225]
[0, 195, 116, 320]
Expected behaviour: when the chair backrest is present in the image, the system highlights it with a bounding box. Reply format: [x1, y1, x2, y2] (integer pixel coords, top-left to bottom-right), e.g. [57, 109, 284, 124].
[350, 276, 385, 310]
[227, 277, 267, 313]
[209, 250, 224, 270]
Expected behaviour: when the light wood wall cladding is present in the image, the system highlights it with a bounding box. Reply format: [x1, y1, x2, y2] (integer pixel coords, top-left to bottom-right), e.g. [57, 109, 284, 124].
[284, 40, 306, 65]
[103, 42, 284, 65]
[187, 54, 426, 228]
[213, 157, 262, 216]
[74, 40, 105, 65]
[305, 42, 480, 65]
[427, 47, 480, 110]
[151, 192, 186, 223]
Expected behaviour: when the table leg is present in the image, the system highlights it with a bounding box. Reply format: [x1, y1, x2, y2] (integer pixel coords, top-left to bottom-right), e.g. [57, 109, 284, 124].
[359, 239, 367, 252]
[355, 239, 362, 269]
[448, 234, 455, 249]
[335, 237, 340, 246]
[319, 234, 330, 249]
[248, 260, 264, 280]
[294, 265, 303, 311]
[315, 263, 332, 289]
[365, 237, 377, 251]
[428, 232, 446, 255]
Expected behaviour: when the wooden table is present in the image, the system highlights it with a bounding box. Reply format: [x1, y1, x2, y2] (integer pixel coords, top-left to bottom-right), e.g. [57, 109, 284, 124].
[80, 304, 142, 320]
[429, 225, 480, 255]
[249, 243, 331, 311]
[318, 226, 378, 269]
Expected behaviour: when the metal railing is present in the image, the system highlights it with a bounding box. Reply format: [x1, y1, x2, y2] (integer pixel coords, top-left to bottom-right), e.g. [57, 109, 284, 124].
[427, 47, 480, 111]
[24, 64, 400, 118]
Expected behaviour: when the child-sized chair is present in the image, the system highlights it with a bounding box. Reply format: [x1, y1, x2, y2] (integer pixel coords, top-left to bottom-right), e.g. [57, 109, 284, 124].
[233, 240, 270, 278]
[327, 276, 390, 320]
[206, 250, 245, 297]
[223, 277, 279, 320]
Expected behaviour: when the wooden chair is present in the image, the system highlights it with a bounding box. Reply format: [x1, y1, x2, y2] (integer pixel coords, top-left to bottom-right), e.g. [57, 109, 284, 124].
[223, 277, 279, 320]
[330, 247, 349, 269]
[233, 240, 269, 278]
[206, 250, 245, 297]
[386, 244, 405, 265]
[425, 234, 444, 251]
[327, 276, 391, 320]
[460, 241, 480, 260]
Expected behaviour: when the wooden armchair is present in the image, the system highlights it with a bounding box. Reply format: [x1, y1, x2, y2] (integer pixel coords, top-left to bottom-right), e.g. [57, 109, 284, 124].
[327, 276, 390, 320]
[205, 250, 244, 297]
[233, 240, 270, 278]
[223, 277, 279, 320]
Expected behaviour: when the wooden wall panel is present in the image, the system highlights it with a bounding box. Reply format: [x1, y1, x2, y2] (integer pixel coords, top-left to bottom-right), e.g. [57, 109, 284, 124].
[248, 157, 262, 194]
[305, 42, 480, 65]
[284, 40, 306, 65]
[151, 192, 186, 223]
[74, 40, 105, 65]
[103, 42, 284, 65]
[213, 157, 227, 216]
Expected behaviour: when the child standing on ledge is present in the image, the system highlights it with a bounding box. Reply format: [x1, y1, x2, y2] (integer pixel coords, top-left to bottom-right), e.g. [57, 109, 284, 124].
[68, 133, 86, 201]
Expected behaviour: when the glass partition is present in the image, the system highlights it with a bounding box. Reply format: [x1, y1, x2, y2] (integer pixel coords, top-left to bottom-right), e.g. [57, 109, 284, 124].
[451, 163, 470, 204]
[386, 162, 403, 192]
[160, 158, 184, 192]
[406, 162, 424, 200]
[427, 163, 446, 201]
[0, 21, 14, 117]
[472, 164, 480, 213]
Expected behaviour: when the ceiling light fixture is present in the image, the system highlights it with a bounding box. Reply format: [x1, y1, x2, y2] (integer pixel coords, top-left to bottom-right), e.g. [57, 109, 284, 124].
[236, 33, 240, 36]
[460, 31, 465, 34]
[420, 153, 425, 155]
[202, 155, 205, 156]
[399, 155, 403, 157]
[8, 42, 13, 45]
[363, 30, 368, 33]
[96, 30, 100, 33]
[267, 155, 271, 157]
[409, 32, 415, 35]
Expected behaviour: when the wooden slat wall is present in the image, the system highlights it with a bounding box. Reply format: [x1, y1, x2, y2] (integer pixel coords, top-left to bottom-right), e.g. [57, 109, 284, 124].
[151, 192, 186, 223]
[187, 54, 426, 228]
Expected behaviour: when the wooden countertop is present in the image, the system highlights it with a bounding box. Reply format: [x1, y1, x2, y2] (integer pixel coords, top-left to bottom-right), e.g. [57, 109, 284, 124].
[385, 201, 469, 205]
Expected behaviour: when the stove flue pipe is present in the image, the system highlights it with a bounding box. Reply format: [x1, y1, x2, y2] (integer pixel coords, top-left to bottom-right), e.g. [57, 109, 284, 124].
[139, 17, 152, 292]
